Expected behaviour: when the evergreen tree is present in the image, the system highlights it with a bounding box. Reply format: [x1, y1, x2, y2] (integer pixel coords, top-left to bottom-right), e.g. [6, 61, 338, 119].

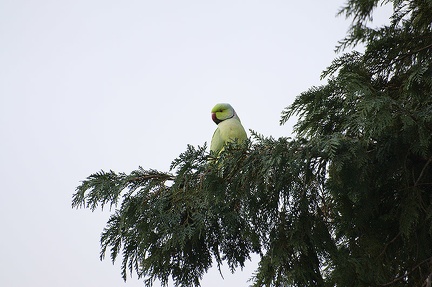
[72, 0, 432, 286]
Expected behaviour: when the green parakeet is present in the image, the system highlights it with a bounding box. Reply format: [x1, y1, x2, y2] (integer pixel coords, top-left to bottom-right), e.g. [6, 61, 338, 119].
[210, 103, 247, 155]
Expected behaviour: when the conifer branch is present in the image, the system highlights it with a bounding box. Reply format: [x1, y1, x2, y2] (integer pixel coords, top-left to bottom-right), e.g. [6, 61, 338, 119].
[73, 1, 432, 285]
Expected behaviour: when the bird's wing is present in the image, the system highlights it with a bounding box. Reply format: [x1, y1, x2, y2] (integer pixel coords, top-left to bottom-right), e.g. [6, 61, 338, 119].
[210, 127, 224, 154]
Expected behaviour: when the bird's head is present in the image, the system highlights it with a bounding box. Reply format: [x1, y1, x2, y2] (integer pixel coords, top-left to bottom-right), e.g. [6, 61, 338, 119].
[211, 103, 238, 125]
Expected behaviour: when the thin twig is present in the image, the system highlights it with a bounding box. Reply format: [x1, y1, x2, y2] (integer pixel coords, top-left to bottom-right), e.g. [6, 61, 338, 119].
[380, 257, 432, 286]
[130, 174, 175, 182]
[415, 157, 432, 186]
[379, 232, 401, 258]
[388, 43, 432, 69]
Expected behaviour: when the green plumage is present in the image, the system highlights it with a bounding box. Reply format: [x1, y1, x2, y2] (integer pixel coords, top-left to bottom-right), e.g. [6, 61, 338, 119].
[210, 103, 247, 154]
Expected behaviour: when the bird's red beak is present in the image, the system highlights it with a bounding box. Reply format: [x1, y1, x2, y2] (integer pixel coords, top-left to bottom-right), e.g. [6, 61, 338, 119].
[212, 113, 221, 124]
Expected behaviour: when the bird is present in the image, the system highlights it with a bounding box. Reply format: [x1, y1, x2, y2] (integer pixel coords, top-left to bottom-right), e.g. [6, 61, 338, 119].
[210, 103, 247, 155]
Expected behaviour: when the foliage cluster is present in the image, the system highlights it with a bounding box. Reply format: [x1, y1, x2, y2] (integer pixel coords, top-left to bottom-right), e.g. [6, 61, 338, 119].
[73, 0, 432, 286]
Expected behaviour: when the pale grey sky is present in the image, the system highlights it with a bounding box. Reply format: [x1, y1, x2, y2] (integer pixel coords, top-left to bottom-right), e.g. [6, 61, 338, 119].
[0, 1, 391, 286]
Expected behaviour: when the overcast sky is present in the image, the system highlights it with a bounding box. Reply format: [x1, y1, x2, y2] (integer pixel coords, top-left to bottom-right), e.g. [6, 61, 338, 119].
[0, 1, 391, 286]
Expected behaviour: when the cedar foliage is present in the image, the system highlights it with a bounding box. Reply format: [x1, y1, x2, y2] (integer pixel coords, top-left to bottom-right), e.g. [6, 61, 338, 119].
[72, 0, 432, 286]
